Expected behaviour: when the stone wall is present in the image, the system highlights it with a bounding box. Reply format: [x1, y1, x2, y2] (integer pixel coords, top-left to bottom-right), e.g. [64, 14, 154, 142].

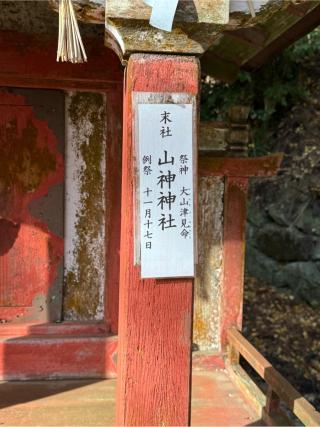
[246, 102, 320, 308]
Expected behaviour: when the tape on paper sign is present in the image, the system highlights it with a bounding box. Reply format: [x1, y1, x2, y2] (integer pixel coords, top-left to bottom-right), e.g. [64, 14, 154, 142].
[143, 0, 155, 6]
[148, 0, 179, 32]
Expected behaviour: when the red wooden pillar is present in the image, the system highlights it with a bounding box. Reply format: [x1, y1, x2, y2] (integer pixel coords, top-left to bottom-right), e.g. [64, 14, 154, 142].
[199, 155, 282, 350]
[116, 54, 199, 426]
[220, 176, 248, 347]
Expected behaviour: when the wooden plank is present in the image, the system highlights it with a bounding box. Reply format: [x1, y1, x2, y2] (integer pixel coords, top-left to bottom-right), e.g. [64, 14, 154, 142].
[0, 334, 117, 380]
[228, 328, 320, 427]
[228, 329, 271, 376]
[105, 2, 288, 60]
[199, 121, 228, 152]
[0, 31, 123, 91]
[105, 18, 223, 59]
[0, 322, 109, 337]
[49, 0, 275, 25]
[244, 2, 320, 72]
[220, 177, 248, 347]
[116, 54, 199, 426]
[227, 343, 240, 365]
[106, 0, 229, 24]
[64, 92, 107, 321]
[262, 407, 293, 427]
[226, 362, 293, 426]
[286, 2, 314, 18]
[202, 2, 320, 82]
[49, 0, 105, 24]
[226, 363, 266, 417]
[265, 385, 280, 414]
[199, 154, 283, 177]
[193, 176, 224, 351]
[105, 90, 123, 333]
[224, 26, 269, 48]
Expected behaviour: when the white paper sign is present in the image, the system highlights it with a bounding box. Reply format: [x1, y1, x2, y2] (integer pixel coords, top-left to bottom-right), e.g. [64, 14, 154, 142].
[138, 102, 195, 279]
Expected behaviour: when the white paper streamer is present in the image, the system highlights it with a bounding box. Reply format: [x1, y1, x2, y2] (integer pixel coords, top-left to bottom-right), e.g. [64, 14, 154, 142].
[144, 0, 179, 32]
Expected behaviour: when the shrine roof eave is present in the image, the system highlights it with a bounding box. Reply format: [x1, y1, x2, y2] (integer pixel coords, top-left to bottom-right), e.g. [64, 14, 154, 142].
[48, 0, 320, 83]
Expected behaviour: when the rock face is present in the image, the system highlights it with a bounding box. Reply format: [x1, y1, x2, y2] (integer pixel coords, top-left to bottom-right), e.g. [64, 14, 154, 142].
[246, 93, 320, 308]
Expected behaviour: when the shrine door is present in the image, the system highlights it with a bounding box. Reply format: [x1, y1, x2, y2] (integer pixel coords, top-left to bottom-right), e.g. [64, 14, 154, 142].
[0, 89, 64, 323]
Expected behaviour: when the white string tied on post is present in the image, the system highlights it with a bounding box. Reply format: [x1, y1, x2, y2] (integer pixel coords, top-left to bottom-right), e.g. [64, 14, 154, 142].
[57, 0, 87, 63]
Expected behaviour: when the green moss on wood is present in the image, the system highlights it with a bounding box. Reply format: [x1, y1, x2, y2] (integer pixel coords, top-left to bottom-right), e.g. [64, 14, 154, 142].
[0, 118, 56, 197]
[63, 92, 105, 320]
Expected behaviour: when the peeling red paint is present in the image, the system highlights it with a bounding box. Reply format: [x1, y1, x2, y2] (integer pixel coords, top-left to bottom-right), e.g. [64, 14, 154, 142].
[220, 176, 248, 348]
[0, 92, 64, 322]
[0, 334, 118, 380]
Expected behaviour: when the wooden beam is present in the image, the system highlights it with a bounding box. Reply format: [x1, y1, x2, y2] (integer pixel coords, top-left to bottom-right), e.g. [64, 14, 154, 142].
[0, 31, 123, 91]
[226, 363, 266, 416]
[244, 2, 320, 72]
[49, 0, 105, 24]
[116, 54, 199, 426]
[286, 2, 313, 18]
[227, 328, 320, 427]
[202, 1, 320, 82]
[105, 90, 123, 334]
[224, 26, 269, 48]
[105, 18, 225, 60]
[106, 0, 229, 24]
[199, 121, 228, 152]
[199, 154, 283, 177]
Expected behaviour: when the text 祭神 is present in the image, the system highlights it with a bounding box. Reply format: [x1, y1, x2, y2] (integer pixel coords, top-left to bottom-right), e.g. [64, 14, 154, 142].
[138, 101, 194, 278]
[142, 110, 192, 251]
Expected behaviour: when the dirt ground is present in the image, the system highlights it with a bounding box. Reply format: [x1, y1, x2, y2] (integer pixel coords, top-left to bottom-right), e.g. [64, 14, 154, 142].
[243, 277, 320, 411]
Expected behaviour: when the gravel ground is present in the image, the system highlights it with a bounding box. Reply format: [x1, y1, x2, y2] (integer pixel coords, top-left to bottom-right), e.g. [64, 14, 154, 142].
[242, 277, 320, 411]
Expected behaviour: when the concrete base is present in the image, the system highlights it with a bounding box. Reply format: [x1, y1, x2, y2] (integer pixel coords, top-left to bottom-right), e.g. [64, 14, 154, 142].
[0, 369, 263, 426]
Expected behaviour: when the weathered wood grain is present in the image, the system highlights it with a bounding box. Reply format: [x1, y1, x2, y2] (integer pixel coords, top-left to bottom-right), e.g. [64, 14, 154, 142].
[48, 0, 320, 84]
[199, 154, 283, 177]
[199, 121, 228, 152]
[227, 328, 320, 427]
[64, 92, 107, 321]
[116, 54, 199, 426]
[193, 176, 224, 352]
[226, 363, 266, 416]
[0, 31, 123, 90]
[105, 90, 123, 333]
[49, 0, 105, 24]
[202, 2, 320, 81]
[106, 0, 229, 24]
[105, 18, 222, 60]
[226, 361, 292, 426]
[220, 177, 248, 347]
[104, 1, 298, 60]
[192, 158, 242, 353]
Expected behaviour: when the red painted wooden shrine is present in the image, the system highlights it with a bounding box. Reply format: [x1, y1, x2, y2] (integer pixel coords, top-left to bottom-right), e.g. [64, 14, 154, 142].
[1, 14, 320, 426]
[0, 31, 122, 379]
[0, 27, 286, 400]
